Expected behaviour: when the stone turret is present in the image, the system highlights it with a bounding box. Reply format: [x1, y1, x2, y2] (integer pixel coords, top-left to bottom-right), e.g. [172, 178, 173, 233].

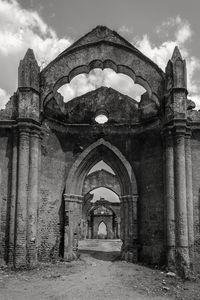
[17, 49, 40, 121]
[18, 48, 40, 91]
[164, 46, 193, 278]
[165, 46, 187, 122]
[13, 49, 41, 268]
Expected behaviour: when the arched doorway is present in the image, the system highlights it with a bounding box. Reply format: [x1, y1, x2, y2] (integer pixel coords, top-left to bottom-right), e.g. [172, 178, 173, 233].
[82, 187, 120, 240]
[64, 138, 138, 262]
[98, 221, 107, 239]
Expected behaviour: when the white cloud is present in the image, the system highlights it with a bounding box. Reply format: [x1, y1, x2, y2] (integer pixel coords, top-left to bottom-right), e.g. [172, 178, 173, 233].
[58, 69, 145, 103]
[0, 0, 71, 59]
[0, 88, 10, 109]
[0, 0, 72, 108]
[135, 16, 200, 108]
[60, 16, 200, 108]
[175, 22, 192, 44]
[118, 25, 133, 35]
[0, 5, 199, 111]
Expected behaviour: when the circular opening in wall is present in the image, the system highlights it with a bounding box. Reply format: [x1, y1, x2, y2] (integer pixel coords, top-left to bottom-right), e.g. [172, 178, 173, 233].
[95, 114, 108, 124]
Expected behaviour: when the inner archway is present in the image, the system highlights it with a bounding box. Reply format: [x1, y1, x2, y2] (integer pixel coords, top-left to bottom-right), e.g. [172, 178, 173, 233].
[64, 138, 138, 262]
[98, 222, 107, 239]
[83, 187, 121, 241]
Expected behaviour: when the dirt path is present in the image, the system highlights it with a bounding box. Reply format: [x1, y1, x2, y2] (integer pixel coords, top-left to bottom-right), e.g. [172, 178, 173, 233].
[0, 240, 199, 300]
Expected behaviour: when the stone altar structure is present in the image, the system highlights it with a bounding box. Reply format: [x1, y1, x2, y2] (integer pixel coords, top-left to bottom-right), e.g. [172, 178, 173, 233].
[0, 26, 199, 277]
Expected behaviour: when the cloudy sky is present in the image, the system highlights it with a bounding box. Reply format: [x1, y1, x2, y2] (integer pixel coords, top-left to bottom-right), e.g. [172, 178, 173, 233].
[0, 0, 200, 108]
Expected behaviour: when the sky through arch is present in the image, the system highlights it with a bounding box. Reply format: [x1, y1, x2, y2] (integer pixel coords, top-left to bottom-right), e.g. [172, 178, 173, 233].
[58, 68, 145, 103]
[88, 160, 115, 175]
[90, 187, 120, 203]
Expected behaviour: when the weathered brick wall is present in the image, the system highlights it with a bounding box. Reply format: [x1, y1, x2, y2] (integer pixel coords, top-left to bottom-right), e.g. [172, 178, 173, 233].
[0, 130, 12, 264]
[101, 132, 165, 265]
[38, 119, 165, 264]
[38, 124, 74, 261]
[137, 132, 165, 266]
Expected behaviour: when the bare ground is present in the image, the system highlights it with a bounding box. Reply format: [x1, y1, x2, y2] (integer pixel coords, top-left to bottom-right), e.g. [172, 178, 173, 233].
[0, 240, 199, 300]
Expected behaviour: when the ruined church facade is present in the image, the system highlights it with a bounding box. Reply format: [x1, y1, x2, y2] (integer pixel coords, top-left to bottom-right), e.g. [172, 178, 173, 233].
[0, 26, 199, 277]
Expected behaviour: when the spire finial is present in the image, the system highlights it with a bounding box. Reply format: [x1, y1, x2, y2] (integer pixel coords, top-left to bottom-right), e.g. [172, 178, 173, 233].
[171, 46, 183, 62]
[18, 48, 39, 91]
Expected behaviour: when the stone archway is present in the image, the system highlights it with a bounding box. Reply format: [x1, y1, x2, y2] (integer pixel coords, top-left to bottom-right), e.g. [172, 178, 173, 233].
[64, 138, 138, 262]
[83, 195, 120, 240]
[41, 26, 164, 109]
[97, 222, 108, 239]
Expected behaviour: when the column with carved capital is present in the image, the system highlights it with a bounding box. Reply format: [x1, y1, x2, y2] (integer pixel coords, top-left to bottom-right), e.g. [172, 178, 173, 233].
[173, 128, 190, 276]
[27, 129, 41, 267]
[15, 128, 30, 268]
[185, 130, 194, 264]
[164, 129, 175, 270]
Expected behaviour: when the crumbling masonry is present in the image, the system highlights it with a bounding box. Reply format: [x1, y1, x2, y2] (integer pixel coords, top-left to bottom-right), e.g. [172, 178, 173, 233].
[0, 26, 200, 277]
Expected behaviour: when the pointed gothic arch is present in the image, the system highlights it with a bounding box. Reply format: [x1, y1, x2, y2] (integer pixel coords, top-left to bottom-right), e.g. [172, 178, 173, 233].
[97, 221, 108, 238]
[65, 138, 137, 196]
[64, 138, 138, 262]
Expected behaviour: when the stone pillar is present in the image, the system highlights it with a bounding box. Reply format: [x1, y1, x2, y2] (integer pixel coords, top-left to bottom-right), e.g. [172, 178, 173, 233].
[120, 197, 125, 247]
[15, 128, 30, 268]
[120, 195, 138, 262]
[8, 130, 18, 265]
[87, 219, 92, 239]
[124, 197, 129, 249]
[127, 196, 134, 262]
[121, 196, 129, 258]
[129, 195, 138, 262]
[117, 220, 120, 239]
[114, 216, 118, 239]
[165, 129, 175, 270]
[27, 129, 40, 267]
[164, 46, 191, 277]
[132, 195, 138, 240]
[173, 129, 190, 276]
[64, 194, 83, 261]
[185, 130, 194, 264]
